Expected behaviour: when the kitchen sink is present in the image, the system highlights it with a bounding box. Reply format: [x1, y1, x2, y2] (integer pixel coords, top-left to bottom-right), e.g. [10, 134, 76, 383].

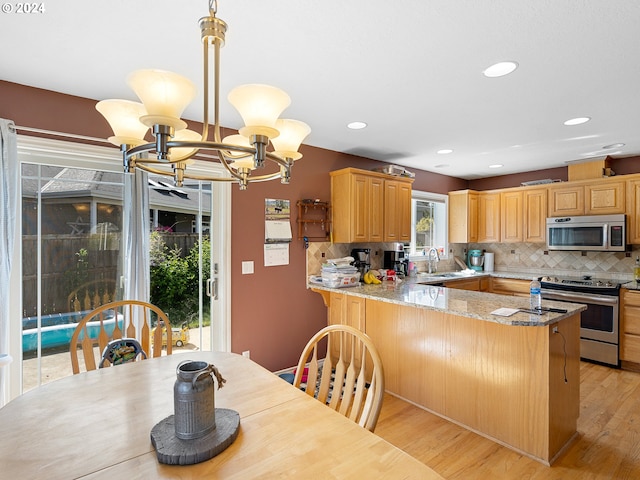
[417, 271, 475, 279]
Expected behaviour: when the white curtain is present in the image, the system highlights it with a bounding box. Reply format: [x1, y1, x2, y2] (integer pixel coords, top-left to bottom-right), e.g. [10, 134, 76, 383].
[0, 119, 18, 407]
[123, 170, 150, 334]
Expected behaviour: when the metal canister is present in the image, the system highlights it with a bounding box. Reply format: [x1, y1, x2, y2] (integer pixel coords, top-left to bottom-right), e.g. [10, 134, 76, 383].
[173, 360, 219, 440]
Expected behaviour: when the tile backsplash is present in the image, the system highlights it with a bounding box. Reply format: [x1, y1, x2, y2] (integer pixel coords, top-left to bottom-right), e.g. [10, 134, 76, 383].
[468, 242, 640, 283]
[306, 241, 640, 283]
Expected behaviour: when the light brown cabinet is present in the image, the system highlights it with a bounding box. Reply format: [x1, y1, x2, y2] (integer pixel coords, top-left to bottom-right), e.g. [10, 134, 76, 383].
[328, 291, 366, 331]
[384, 178, 412, 242]
[448, 190, 478, 243]
[501, 190, 523, 243]
[330, 168, 412, 243]
[489, 277, 531, 297]
[621, 289, 640, 368]
[523, 188, 547, 243]
[444, 276, 489, 291]
[477, 191, 500, 243]
[625, 175, 640, 245]
[548, 179, 625, 217]
[547, 184, 584, 217]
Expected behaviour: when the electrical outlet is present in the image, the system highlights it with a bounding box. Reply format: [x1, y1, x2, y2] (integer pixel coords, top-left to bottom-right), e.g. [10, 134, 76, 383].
[242, 350, 250, 359]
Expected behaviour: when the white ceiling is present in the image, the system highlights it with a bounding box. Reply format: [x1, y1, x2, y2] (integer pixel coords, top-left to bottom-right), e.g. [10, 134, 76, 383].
[2, 0, 640, 180]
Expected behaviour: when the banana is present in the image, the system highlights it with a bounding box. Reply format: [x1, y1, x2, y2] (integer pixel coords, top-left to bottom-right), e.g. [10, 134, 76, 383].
[363, 271, 381, 285]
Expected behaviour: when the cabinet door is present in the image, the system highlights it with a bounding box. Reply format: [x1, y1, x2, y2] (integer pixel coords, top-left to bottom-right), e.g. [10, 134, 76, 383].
[383, 179, 399, 242]
[524, 188, 547, 243]
[489, 277, 530, 296]
[500, 191, 523, 243]
[548, 185, 584, 216]
[328, 292, 366, 331]
[585, 180, 625, 215]
[627, 178, 640, 244]
[351, 174, 369, 242]
[478, 192, 500, 243]
[383, 179, 412, 242]
[444, 278, 481, 291]
[397, 181, 412, 242]
[448, 190, 478, 243]
[369, 176, 384, 242]
[621, 290, 640, 363]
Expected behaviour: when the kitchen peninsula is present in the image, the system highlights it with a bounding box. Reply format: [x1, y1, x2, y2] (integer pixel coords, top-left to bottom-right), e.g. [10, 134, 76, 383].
[310, 276, 586, 465]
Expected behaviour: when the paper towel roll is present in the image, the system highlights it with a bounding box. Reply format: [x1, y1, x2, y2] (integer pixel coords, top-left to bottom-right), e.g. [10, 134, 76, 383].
[484, 252, 494, 272]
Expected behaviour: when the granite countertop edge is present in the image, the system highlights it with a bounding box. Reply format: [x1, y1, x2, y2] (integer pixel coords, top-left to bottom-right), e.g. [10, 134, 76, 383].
[308, 272, 587, 327]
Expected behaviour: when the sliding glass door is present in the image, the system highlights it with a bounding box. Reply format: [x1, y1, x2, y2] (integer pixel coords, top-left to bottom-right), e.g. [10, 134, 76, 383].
[13, 137, 230, 396]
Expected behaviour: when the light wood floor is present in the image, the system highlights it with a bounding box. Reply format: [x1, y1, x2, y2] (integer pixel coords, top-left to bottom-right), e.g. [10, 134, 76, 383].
[375, 361, 640, 479]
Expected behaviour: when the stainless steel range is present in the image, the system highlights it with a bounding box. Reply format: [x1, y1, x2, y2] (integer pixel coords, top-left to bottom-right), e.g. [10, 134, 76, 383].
[540, 275, 621, 367]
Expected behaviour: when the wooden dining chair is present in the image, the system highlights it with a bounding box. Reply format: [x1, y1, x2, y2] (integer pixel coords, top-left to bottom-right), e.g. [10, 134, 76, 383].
[292, 324, 385, 432]
[70, 300, 172, 374]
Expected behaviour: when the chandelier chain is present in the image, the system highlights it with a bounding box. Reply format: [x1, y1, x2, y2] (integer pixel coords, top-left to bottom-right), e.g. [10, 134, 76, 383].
[209, 0, 217, 15]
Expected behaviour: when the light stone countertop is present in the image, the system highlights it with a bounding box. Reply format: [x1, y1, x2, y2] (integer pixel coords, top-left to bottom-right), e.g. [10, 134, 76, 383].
[309, 273, 586, 327]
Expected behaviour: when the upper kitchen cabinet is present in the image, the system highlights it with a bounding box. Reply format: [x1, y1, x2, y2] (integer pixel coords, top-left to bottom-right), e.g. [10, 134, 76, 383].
[500, 190, 523, 243]
[384, 178, 412, 242]
[330, 168, 413, 243]
[626, 174, 640, 244]
[523, 188, 547, 243]
[477, 191, 500, 243]
[548, 178, 625, 217]
[448, 190, 478, 243]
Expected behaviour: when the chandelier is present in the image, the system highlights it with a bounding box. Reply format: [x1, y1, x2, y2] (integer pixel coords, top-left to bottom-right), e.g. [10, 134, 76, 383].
[96, 0, 310, 190]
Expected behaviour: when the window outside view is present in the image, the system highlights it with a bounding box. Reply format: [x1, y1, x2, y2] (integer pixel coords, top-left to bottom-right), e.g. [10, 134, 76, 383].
[21, 163, 213, 393]
[410, 193, 447, 258]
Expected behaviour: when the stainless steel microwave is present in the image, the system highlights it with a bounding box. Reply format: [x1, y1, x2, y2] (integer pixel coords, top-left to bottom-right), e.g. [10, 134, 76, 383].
[546, 214, 626, 251]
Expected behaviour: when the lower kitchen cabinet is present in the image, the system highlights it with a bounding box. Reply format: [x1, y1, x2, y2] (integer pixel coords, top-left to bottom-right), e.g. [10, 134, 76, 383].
[444, 277, 489, 291]
[327, 291, 366, 331]
[489, 277, 531, 297]
[621, 289, 640, 369]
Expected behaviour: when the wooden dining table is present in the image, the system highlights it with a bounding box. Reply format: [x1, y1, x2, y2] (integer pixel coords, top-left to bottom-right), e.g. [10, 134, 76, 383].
[0, 351, 443, 479]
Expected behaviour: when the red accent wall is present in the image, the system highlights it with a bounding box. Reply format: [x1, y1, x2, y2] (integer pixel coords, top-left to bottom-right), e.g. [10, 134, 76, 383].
[5, 80, 640, 371]
[0, 80, 469, 371]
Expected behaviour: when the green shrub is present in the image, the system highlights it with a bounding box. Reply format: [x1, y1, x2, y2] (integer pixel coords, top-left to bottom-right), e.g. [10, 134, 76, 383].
[150, 232, 211, 327]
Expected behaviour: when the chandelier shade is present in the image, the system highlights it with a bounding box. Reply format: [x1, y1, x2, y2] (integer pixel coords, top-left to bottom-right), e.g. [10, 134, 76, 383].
[95, 99, 149, 146]
[168, 129, 201, 164]
[272, 119, 312, 161]
[95, 0, 310, 190]
[128, 69, 197, 130]
[227, 84, 291, 139]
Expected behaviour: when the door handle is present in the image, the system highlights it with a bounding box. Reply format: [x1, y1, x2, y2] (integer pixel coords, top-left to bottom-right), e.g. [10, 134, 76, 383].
[207, 278, 218, 300]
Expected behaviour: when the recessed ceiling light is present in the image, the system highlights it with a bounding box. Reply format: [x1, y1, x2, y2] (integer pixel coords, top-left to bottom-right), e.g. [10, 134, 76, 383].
[347, 121, 367, 130]
[563, 117, 591, 126]
[434, 164, 449, 169]
[482, 61, 518, 78]
[437, 149, 453, 155]
[488, 164, 503, 169]
[602, 143, 625, 149]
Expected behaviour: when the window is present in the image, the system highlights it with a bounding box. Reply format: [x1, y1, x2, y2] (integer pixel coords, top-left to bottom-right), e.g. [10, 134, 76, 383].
[408, 191, 448, 258]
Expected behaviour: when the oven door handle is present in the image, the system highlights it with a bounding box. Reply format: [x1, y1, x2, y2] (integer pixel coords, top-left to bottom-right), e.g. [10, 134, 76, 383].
[541, 289, 618, 306]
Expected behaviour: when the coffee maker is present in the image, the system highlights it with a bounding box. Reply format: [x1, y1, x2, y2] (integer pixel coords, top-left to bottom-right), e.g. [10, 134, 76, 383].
[383, 250, 407, 276]
[351, 248, 371, 278]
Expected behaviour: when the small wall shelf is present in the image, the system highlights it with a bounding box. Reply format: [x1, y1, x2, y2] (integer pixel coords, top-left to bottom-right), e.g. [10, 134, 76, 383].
[297, 200, 331, 240]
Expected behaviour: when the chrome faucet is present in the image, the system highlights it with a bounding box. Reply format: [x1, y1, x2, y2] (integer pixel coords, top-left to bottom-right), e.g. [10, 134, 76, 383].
[426, 247, 440, 274]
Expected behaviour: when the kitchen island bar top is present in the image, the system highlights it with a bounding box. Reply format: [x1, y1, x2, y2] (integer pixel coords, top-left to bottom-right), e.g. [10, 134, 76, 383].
[310, 276, 586, 326]
[311, 275, 583, 465]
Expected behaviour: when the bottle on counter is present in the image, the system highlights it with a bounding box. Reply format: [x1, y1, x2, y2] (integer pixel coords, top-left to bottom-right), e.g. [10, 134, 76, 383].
[635, 257, 640, 284]
[530, 277, 542, 310]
